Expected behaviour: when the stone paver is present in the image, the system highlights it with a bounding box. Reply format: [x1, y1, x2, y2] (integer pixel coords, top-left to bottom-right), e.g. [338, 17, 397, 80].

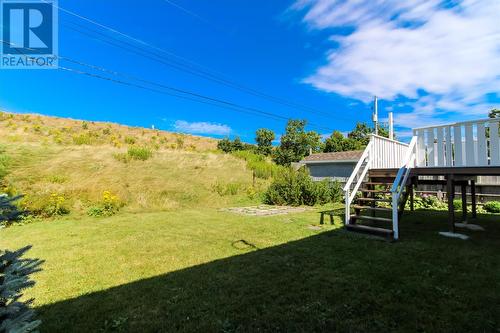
[223, 205, 307, 216]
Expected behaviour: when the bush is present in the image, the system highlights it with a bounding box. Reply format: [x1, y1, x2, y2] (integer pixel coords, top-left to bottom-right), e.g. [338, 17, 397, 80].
[263, 167, 342, 206]
[124, 136, 136, 144]
[127, 146, 153, 161]
[232, 150, 283, 180]
[453, 199, 463, 211]
[43, 193, 69, 217]
[87, 191, 121, 217]
[72, 133, 93, 145]
[484, 201, 500, 213]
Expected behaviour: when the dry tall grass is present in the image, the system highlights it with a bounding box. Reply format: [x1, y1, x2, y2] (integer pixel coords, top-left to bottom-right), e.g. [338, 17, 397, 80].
[0, 112, 259, 215]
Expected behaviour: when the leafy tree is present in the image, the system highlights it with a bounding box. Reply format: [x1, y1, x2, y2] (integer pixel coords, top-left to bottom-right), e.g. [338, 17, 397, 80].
[217, 137, 254, 153]
[255, 128, 275, 156]
[324, 131, 362, 153]
[231, 137, 244, 151]
[348, 122, 373, 146]
[489, 109, 500, 118]
[217, 137, 233, 153]
[273, 120, 321, 166]
[347, 122, 391, 148]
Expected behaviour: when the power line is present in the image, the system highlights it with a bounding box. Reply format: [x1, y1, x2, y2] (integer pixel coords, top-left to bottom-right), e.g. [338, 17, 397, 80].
[162, 0, 209, 24]
[51, 2, 339, 119]
[0, 40, 335, 132]
[56, 58, 335, 132]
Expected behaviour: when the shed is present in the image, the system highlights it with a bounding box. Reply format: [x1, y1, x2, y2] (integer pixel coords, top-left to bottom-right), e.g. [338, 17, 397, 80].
[301, 150, 363, 183]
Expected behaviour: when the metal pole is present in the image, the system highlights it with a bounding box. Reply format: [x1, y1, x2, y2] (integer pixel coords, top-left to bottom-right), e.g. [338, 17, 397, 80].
[373, 96, 378, 135]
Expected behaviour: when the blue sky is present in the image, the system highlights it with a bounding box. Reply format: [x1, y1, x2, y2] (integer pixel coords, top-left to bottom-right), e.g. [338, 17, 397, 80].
[1, 0, 499, 142]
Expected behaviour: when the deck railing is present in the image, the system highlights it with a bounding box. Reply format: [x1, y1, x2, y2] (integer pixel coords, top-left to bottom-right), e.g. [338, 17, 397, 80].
[413, 118, 500, 168]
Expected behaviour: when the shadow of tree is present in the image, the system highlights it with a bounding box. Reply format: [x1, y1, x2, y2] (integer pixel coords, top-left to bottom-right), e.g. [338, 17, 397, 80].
[38, 212, 500, 332]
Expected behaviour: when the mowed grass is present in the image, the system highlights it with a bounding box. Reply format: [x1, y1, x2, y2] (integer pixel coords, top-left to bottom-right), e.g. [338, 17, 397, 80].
[2, 209, 499, 333]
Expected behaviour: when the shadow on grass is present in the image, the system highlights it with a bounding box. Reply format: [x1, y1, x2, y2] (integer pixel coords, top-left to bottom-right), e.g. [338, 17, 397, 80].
[38, 212, 499, 332]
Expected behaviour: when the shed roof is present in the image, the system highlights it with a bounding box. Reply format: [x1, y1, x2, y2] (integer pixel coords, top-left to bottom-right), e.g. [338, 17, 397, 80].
[302, 150, 363, 163]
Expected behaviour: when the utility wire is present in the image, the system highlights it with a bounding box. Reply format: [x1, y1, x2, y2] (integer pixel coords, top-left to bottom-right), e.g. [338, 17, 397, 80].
[49, 1, 338, 119]
[0, 40, 335, 132]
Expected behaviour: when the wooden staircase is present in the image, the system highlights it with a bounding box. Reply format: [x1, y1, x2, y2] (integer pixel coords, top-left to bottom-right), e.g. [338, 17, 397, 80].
[346, 171, 411, 240]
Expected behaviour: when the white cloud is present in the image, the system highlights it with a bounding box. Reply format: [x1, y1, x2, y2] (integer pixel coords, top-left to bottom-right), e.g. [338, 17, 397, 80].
[294, 0, 500, 126]
[173, 120, 231, 135]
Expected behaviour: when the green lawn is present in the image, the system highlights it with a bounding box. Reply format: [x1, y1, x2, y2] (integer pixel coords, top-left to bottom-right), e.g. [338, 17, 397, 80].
[2, 208, 499, 332]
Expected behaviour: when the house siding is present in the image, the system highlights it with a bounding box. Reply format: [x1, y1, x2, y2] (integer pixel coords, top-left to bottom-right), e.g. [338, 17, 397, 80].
[306, 162, 357, 183]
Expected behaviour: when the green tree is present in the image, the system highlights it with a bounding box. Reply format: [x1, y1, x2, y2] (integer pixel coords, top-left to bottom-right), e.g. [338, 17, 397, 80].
[273, 120, 321, 166]
[255, 128, 275, 156]
[217, 137, 233, 153]
[347, 122, 391, 147]
[0, 245, 43, 333]
[324, 131, 362, 152]
[231, 137, 244, 151]
[489, 109, 500, 118]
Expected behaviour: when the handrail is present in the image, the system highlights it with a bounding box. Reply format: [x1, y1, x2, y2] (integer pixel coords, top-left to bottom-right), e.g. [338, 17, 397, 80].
[343, 141, 372, 192]
[390, 136, 418, 240]
[370, 134, 410, 146]
[391, 136, 418, 193]
[412, 117, 500, 131]
[344, 141, 373, 225]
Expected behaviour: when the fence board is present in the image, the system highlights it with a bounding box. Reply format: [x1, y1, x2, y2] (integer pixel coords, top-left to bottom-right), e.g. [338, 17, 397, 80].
[477, 123, 487, 166]
[491, 122, 500, 166]
[454, 126, 463, 166]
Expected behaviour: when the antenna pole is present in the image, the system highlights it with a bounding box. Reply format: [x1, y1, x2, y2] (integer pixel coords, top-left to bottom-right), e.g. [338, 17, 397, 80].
[389, 112, 394, 140]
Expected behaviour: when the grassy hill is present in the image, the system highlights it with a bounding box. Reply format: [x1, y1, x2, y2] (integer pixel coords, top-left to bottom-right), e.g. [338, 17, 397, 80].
[0, 111, 262, 216]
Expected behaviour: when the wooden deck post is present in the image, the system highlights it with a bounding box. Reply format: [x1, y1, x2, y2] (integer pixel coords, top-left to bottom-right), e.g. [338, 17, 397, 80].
[409, 182, 415, 212]
[446, 175, 455, 232]
[471, 180, 477, 219]
[461, 183, 467, 223]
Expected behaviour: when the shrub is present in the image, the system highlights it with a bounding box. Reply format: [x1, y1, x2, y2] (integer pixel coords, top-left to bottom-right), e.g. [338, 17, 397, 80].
[263, 167, 341, 206]
[113, 152, 129, 163]
[232, 150, 283, 180]
[484, 201, 500, 213]
[124, 136, 136, 144]
[44, 193, 69, 217]
[87, 191, 121, 217]
[81, 121, 88, 129]
[72, 133, 93, 145]
[127, 146, 153, 161]
[0, 246, 43, 332]
[176, 137, 184, 149]
[453, 199, 463, 211]
[212, 182, 242, 196]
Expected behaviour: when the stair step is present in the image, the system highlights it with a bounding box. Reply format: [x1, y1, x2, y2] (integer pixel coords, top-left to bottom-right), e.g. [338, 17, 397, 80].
[356, 197, 391, 203]
[346, 224, 394, 238]
[364, 182, 393, 186]
[351, 205, 392, 212]
[360, 189, 392, 194]
[352, 215, 393, 223]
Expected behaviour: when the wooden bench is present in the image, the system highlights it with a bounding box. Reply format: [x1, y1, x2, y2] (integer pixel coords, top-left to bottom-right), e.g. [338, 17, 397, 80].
[319, 210, 336, 225]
